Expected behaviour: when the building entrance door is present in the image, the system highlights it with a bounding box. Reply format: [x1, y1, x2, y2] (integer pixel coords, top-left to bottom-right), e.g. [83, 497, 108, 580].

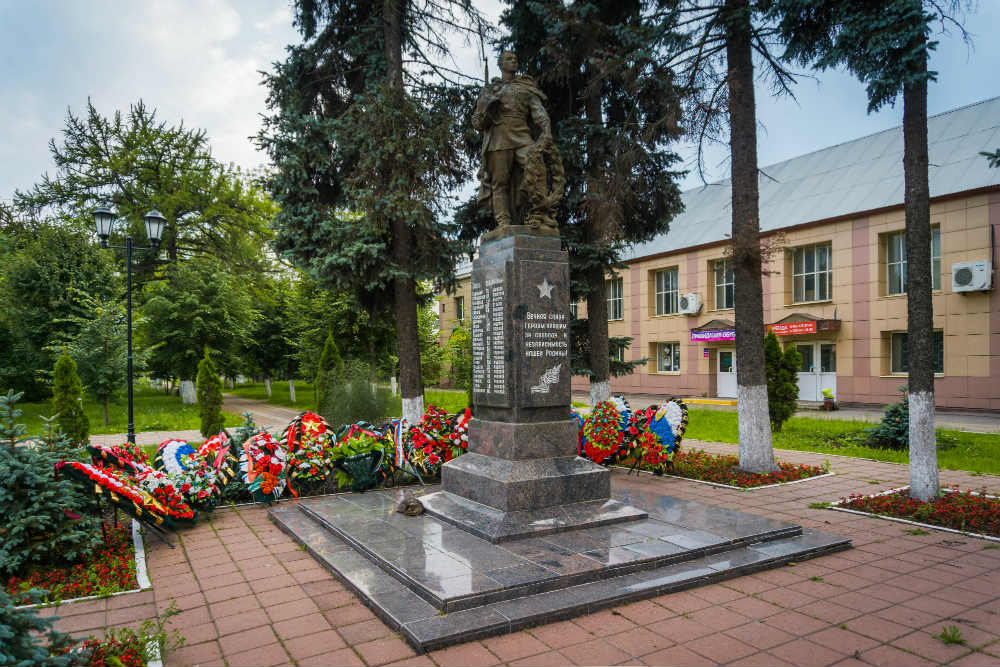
[794, 342, 837, 402]
[717, 348, 737, 398]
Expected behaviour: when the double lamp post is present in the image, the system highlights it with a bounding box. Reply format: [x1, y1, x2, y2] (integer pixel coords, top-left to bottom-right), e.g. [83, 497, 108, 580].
[92, 205, 167, 445]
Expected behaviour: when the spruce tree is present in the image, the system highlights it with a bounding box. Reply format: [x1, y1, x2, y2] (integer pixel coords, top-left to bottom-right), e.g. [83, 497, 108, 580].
[196, 347, 223, 437]
[764, 331, 800, 432]
[51, 350, 88, 446]
[315, 332, 343, 412]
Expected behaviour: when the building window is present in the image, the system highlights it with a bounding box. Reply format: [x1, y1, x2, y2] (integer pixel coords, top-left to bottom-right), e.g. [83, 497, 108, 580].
[885, 227, 941, 295]
[792, 243, 832, 303]
[569, 301, 578, 319]
[890, 331, 944, 374]
[657, 342, 680, 372]
[455, 296, 465, 322]
[607, 277, 623, 321]
[654, 268, 679, 315]
[714, 259, 734, 309]
[613, 344, 626, 363]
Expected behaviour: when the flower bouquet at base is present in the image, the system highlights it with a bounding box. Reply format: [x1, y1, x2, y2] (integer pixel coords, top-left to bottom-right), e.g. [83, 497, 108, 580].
[56, 460, 196, 529]
[581, 400, 624, 464]
[151, 437, 230, 512]
[239, 431, 288, 503]
[405, 405, 462, 477]
[330, 428, 389, 493]
[86, 443, 150, 473]
[283, 411, 335, 496]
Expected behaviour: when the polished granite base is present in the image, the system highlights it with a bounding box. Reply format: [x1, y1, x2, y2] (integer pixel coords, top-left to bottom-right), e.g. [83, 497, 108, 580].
[270, 484, 849, 652]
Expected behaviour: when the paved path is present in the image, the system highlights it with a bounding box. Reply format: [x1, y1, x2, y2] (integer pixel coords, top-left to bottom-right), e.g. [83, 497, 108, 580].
[46, 435, 1000, 666]
[572, 391, 1000, 433]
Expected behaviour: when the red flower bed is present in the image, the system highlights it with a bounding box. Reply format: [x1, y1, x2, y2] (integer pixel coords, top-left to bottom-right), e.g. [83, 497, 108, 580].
[77, 635, 145, 667]
[5, 522, 137, 605]
[670, 449, 825, 488]
[840, 486, 1000, 537]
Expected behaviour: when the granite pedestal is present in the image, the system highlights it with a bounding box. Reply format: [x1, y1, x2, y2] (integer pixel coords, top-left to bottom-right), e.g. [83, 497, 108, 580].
[420, 227, 645, 541]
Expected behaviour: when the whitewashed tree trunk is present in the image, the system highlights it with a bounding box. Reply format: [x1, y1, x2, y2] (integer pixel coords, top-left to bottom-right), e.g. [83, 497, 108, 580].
[589, 379, 610, 408]
[288, 379, 297, 404]
[264, 377, 272, 398]
[402, 395, 424, 425]
[179, 380, 197, 404]
[737, 384, 778, 473]
[390, 377, 398, 396]
[909, 391, 938, 501]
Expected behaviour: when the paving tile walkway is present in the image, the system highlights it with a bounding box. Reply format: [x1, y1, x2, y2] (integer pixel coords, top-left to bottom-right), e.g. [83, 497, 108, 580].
[47, 437, 1000, 666]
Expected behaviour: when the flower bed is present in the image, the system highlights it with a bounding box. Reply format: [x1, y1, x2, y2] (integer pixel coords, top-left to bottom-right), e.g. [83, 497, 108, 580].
[667, 449, 827, 488]
[5, 522, 136, 605]
[837, 486, 1000, 538]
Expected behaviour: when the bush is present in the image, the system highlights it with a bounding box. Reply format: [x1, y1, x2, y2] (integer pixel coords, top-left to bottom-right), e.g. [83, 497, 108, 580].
[196, 347, 223, 437]
[764, 332, 800, 432]
[446, 327, 473, 407]
[52, 351, 89, 446]
[866, 386, 909, 450]
[0, 588, 77, 666]
[315, 332, 343, 411]
[319, 360, 393, 428]
[0, 393, 102, 579]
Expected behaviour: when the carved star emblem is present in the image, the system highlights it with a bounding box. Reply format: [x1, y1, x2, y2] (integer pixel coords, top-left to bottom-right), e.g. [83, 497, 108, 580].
[537, 278, 554, 299]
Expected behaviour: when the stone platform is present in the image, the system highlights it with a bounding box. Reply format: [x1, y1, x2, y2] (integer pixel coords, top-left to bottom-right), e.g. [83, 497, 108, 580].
[269, 484, 850, 652]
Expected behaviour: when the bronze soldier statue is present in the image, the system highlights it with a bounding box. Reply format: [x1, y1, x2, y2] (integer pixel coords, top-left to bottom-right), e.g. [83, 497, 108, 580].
[474, 51, 564, 231]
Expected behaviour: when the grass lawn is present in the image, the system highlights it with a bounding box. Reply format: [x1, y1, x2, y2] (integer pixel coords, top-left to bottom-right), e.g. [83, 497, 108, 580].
[230, 381, 470, 416]
[685, 408, 1000, 475]
[17, 387, 241, 437]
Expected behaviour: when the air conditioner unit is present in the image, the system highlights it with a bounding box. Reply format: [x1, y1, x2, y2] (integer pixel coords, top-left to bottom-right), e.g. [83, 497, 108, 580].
[952, 261, 993, 292]
[678, 292, 702, 314]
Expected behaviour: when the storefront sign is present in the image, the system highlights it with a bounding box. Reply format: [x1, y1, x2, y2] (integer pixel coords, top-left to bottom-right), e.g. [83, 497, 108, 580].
[690, 328, 735, 342]
[703, 348, 710, 358]
[768, 321, 817, 336]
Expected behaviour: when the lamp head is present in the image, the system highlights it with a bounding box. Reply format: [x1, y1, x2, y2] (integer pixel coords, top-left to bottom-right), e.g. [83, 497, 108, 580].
[143, 209, 166, 246]
[92, 205, 116, 248]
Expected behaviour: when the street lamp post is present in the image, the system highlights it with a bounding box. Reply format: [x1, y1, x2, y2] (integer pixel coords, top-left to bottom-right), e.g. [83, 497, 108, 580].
[93, 205, 166, 445]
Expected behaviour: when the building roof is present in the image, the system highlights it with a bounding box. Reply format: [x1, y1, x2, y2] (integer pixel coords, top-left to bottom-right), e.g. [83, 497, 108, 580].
[624, 95, 1000, 261]
[453, 96, 1000, 279]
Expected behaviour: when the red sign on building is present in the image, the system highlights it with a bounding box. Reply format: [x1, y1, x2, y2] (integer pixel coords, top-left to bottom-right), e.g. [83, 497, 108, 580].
[768, 321, 817, 336]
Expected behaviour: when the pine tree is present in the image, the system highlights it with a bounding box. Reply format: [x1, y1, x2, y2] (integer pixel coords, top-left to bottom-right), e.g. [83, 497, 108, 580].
[315, 332, 343, 412]
[764, 331, 800, 432]
[51, 351, 88, 446]
[196, 347, 223, 437]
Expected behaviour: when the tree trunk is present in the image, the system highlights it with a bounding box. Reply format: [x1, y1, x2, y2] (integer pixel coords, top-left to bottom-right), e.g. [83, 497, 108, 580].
[288, 378, 297, 404]
[264, 376, 272, 398]
[368, 334, 378, 385]
[584, 68, 611, 408]
[903, 62, 937, 502]
[179, 379, 196, 404]
[103, 396, 110, 426]
[724, 0, 777, 473]
[384, 0, 424, 425]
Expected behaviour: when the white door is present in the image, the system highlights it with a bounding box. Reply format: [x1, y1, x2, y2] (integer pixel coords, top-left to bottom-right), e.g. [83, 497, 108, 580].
[794, 342, 837, 402]
[717, 348, 737, 398]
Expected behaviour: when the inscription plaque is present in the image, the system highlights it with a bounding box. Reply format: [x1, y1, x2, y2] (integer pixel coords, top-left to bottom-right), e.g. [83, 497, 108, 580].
[471, 277, 507, 399]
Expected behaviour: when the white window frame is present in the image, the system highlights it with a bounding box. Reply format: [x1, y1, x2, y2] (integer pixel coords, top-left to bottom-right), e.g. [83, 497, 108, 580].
[569, 301, 578, 319]
[657, 342, 680, 373]
[613, 344, 626, 363]
[886, 230, 906, 295]
[607, 277, 624, 321]
[931, 226, 941, 291]
[655, 268, 679, 315]
[714, 259, 734, 309]
[455, 296, 465, 322]
[792, 243, 832, 303]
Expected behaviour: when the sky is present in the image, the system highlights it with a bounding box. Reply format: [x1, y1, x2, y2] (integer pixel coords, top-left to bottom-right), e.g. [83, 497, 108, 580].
[1, 0, 999, 203]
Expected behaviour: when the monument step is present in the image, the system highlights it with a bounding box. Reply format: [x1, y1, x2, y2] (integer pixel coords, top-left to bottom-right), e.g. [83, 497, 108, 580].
[268, 486, 849, 652]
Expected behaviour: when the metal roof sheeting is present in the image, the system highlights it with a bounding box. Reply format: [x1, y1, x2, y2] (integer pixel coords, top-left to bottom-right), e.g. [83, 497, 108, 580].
[624, 95, 1000, 262]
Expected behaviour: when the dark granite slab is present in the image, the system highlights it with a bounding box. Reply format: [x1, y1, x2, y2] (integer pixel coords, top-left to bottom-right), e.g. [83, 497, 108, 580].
[269, 487, 851, 653]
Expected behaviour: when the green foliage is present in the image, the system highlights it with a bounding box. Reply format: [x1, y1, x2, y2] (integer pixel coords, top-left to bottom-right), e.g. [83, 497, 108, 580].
[866, 387, 910, 450]
[764, 331, 800, 432]
[52, 351, 89, 446]
[315, 332, 344, 411]
[0, 588, 77, 666]
[243, 278, 299, 382]
[140, 258, 256, 380]
[568, 318, 645, 378]
[196, 348, 224, 437]
[983, 149, 1000, 168]
[54, 292, 131, 426]
[319, 360, 394, 428]
[15, 99, 275, 275]
[446, 327, 473, 406]
[0, 392, 101, 579]
[934, 625, 966, 645]
[418, 302, 444, 385]
[0, 226, 115, 400]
